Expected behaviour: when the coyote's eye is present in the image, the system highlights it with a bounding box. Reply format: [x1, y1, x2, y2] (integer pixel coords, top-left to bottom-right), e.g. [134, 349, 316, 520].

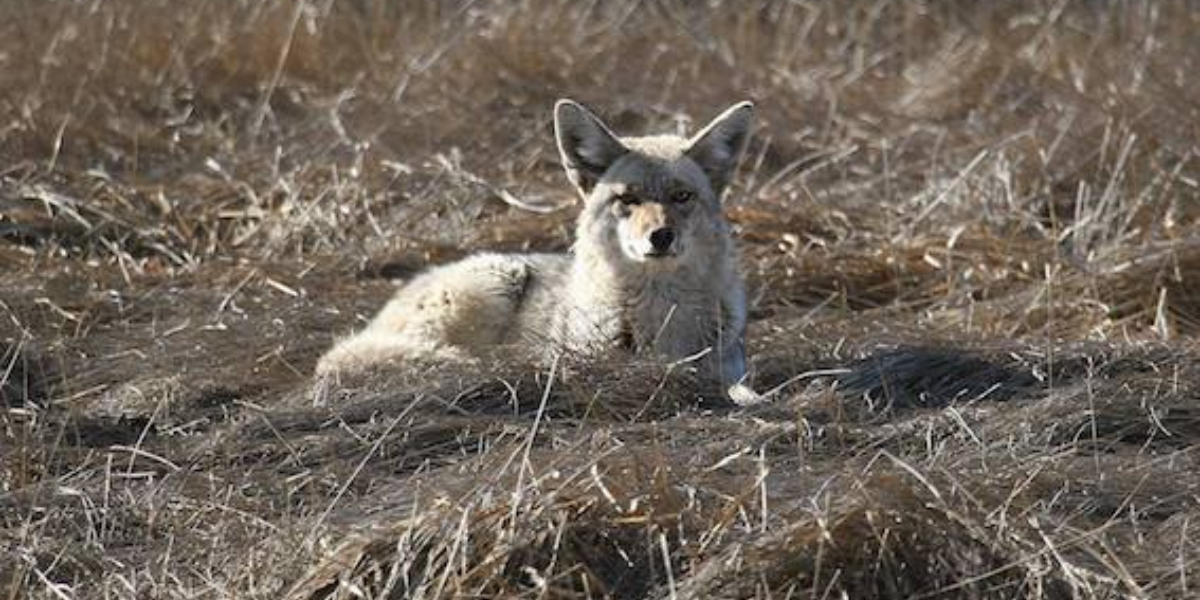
[669, 190, 695, 204]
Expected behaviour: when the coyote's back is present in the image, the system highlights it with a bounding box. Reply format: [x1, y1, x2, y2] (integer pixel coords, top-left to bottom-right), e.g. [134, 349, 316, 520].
[318, 99, 755, 398]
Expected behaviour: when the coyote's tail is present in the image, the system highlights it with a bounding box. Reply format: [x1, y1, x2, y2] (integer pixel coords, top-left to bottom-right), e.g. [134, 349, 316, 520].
[836, 346, 1038, 410]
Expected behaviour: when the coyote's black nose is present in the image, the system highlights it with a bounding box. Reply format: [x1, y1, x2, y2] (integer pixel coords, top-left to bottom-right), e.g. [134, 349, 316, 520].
[649, 228, 675, 253]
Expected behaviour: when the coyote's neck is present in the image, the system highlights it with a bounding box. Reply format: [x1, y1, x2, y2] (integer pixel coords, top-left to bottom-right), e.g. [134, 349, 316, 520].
[561, 238, 732, 356]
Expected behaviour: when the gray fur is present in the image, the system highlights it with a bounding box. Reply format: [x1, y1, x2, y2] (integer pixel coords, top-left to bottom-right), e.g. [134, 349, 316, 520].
[318, 99, 756, 401]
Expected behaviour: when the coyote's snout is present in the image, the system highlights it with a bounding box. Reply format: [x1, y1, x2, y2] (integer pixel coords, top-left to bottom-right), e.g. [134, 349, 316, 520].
[611, 186, 702, 265]
[318, 98, 756, 401]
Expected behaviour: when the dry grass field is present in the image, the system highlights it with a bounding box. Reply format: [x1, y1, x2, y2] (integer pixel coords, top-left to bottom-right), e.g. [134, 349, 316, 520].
[3, 1, 1200, 598]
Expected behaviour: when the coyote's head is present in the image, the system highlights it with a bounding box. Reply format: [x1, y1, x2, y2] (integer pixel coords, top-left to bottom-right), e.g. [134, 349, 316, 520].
[554, 99, 753, 271]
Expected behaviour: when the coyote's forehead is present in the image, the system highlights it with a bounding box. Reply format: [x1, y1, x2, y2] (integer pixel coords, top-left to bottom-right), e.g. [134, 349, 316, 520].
[620, 134, 691, 159]
[593, 142, 716, 203]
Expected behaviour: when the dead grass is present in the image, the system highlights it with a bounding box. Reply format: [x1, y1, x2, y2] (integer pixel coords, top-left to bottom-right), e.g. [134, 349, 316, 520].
[3, 0, 1200, 598]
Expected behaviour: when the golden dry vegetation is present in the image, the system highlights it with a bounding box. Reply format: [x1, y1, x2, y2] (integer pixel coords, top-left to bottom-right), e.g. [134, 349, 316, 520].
[3, 1, 1200, 598]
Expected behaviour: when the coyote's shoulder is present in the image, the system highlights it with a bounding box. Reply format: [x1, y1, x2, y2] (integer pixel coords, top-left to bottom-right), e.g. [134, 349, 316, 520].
[318, 99, 754, 397]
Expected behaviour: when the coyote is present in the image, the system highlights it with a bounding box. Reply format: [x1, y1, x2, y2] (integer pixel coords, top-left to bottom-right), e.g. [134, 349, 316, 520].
[318, 99, 755, 400]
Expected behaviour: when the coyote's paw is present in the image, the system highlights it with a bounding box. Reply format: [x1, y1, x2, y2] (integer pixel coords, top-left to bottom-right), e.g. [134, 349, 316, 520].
[727, 383, 768, 406]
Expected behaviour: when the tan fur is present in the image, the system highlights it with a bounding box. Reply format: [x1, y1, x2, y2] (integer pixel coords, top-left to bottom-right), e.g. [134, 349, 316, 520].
[628, 202, 667, 240]
[316, 254, 531, 375]
[317, 100, 756, 401]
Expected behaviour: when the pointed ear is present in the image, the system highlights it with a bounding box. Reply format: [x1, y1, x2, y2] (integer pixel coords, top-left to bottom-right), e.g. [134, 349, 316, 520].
[554, 99, 628, 197]
[685, 101, 754, 196]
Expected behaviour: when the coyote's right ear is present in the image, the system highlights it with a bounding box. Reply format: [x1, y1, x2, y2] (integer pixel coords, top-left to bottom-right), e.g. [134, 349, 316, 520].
[554, 99, 628, 197]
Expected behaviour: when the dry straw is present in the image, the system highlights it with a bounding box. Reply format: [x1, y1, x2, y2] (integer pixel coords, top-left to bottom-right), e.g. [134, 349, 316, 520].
[3, 1, 1200, 598]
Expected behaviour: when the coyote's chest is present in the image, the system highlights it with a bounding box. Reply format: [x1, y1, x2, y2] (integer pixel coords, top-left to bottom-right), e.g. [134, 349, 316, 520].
[559, 267, 722, 361]
[623, 280, 720, 357]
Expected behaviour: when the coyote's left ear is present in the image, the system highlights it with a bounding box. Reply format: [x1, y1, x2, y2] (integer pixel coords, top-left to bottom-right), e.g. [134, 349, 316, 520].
[685, 101, 754, 196]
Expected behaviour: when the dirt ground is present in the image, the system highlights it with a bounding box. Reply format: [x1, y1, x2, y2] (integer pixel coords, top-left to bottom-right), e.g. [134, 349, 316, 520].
[3, 1, 1200, 598]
